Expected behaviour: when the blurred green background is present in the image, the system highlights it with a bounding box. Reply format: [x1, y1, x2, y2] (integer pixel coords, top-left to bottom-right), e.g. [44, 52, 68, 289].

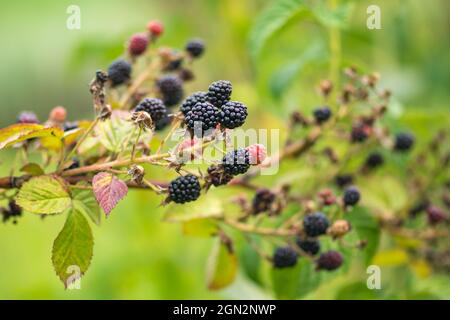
[0, 0, 449, 299]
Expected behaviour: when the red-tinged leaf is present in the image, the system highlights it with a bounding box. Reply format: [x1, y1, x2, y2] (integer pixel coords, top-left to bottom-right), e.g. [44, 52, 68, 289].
[92, 172, 128, 216]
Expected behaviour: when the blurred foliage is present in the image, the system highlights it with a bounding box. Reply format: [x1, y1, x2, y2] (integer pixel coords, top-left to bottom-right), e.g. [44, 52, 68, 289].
[0, 0, 449, 299]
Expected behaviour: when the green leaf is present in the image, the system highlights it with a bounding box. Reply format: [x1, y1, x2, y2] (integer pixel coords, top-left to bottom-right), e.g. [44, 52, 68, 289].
[269, 41, 327, 99]
[248, 0, 307, 61]
[296, 259, 322, 298]
[52, 208, 94, 288]
[72, 184, 101, 225]
[182, 218, 218, 237]
[335, 281, 382, 300]
[311, 1, 354, 28]
[239, 239, 262, 285]
[0, 124, 63, 150]
[15, 175, 71, 214]
[206, 239, 238, 290]
[346, 206, 380, 264]
[271, 262, 302, 299]
[20, 163, 45, 176]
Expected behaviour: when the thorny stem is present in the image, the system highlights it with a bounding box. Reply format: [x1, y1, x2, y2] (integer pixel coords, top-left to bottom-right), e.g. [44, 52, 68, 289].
[60, 117, 100, 171]
[220, 218, 299, 237]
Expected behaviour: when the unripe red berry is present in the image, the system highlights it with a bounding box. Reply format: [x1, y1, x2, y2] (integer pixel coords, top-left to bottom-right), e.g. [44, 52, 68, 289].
[246, 144, 267, 165]
[128, 33, 149, 56]
[147, 20, 164, 36]
[177, 137, 201, 161]
[49, 106, 67, 123]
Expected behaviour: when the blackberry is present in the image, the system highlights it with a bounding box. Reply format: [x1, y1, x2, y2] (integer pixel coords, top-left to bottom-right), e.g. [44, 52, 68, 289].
[207, 80, 232, 107]
[296, 238, 320, 255]
[343, 186, 361, 206]
[206, 165, 233, 187]
[273, 246, 298, 268]
[335, 174, 353, 188]
[108, 59, 132, 86]
[394, 132, 414, 152]
[222, 148, 250, 176]
[157, 75, 184, 106]
[409, 200, 430, 217]
[365, 152, 384, 168]
[164, 57, 183, 71]
[313, 107, 332, 124]
[316, 250, 343, 271]
[252, 188, 275, 214]
[185, 39, 205, 58]
[427, 205, 447, 225]
[179, 68, 195, 82]
[180, 92, 208, 116]
[128, 33, 149, 56]
[303, 212, 329, 237]
[63, 121, 79, 132]
[17, 111, 39, 124]
[168, 174, 201, 204]
[134, 98, 167, 122]
[218, 101, 248, 129]
[184, 102, 219, 137]
[351, 123, 370, 142]
[155, 111, 172, 131]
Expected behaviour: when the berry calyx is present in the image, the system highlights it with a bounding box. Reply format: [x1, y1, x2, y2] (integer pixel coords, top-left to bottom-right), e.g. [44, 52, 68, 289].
[185, 39, 205, 58]
[343, 186, 361, 206]
[303, 212, 330, 237]
[207, 80, 232, 108]
[168, 174, 201, 204]
[296, 238, 320, 255]
[222, 148, 250, 176]
[147, 20, 164, 36]
[184, 102, 219, 137]
[327, 219, 351, 239]
[156, 75, 184, 106]
[128, 33, 149, 56]
[273, 246, 298, 268]
[394, 132, 415, 152]
[134, 98, 167, 122]
[49, 106, 67, 123]
[246, 144, 267, 165]
[316, 250, 343, 271]
[335, 174, 353, 188]
[206, 165, 234, 187]
[108, 59, 132, 87]
[313, 106, 332, 124]
[17, 111, 39, 124]
[218, 101, 248, 129]
[180, 92, 208, 116]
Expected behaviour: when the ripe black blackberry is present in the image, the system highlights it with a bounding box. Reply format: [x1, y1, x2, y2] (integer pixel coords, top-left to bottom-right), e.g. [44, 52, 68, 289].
[273, 246, 298, 268]
[335, 174, 353, 188]
[206, 165, 233, 187]
[180, 92, 208, 116]
[394, 132, 415, 152]
[313, 106, 332, 124]
[343, 186, 361, 206]
[155, 111, 172, 131]
[222, 148, 250, 176]
[218, 101, 248, 129]
[108, 59, 132, 86]
[296, 238, 320, 256]
[252, 189, 275, 214]
[207, 80, 232, 107]
[365, 152, 384, 168]
[184, 102, 219, 137]
[316, 250, 343, 271]
[351, 123, 370, 142]
[134, 98, 167, 122]
[303, 212, 330, 237]
[409, 200, 430, 217]
[168, 174, 201, 204]
[66, 158, 80, 170]
[156, 75, 184, 106]
[185, 39, 205, 58]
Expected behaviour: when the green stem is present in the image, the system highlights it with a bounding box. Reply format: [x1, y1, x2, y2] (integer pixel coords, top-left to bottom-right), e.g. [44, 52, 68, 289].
[328, 0, 341, 101]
